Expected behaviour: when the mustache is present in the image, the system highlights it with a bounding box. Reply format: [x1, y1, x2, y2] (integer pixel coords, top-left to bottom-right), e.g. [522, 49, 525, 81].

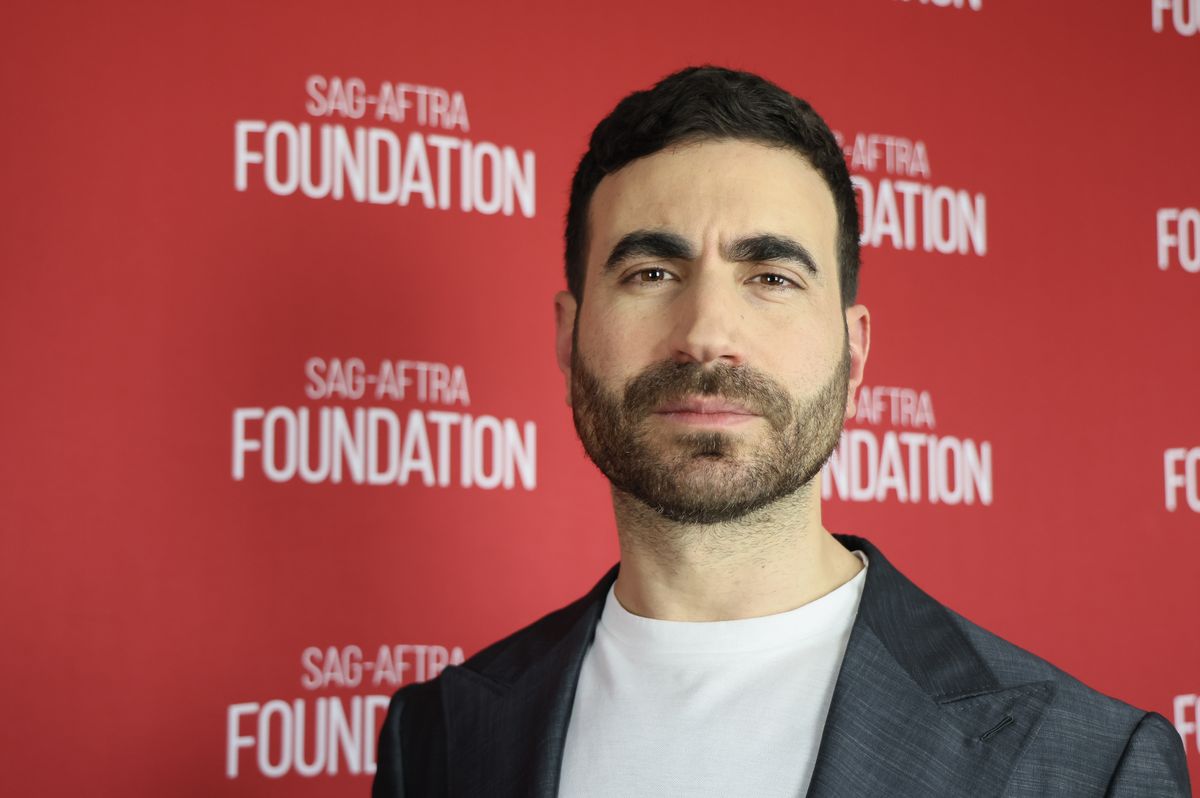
[621, 361, 794, 426]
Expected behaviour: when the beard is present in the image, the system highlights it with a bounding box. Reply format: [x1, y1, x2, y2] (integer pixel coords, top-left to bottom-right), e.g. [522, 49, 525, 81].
[570, 334, 851, 525]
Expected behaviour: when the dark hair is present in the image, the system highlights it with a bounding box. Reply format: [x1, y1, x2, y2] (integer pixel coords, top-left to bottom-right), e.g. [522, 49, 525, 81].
[564, 65, 860, 308]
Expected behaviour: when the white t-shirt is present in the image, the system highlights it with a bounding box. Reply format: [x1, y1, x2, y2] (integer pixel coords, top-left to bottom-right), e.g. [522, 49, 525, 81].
[558, 550, 868, 798]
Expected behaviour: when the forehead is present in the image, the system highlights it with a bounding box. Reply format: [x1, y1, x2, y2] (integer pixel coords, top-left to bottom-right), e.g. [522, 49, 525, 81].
[587, 138, 839, 271]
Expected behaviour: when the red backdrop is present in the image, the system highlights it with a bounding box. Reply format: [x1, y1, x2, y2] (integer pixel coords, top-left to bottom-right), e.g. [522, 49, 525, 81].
[2, 0, 1198, 794]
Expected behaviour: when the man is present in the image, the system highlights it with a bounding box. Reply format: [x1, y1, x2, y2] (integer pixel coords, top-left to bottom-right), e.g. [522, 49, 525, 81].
[373, 66, 1191, 796]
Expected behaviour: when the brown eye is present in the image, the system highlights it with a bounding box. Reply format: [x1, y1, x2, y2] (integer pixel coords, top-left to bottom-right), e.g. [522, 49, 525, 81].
[623, 267, 674, 285]
[752, 273, 797, 289]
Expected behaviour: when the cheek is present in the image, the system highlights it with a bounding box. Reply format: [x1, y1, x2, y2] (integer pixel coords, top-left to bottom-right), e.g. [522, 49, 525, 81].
[749, 317, 843, 386]
[578, 304, 662, 377]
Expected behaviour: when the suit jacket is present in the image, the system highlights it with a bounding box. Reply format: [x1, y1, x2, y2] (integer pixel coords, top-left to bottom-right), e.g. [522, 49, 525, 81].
[373, 534, 1191, 796]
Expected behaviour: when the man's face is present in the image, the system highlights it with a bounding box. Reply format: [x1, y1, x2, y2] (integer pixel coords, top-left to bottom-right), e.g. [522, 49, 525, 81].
[555, 138, 869, 524]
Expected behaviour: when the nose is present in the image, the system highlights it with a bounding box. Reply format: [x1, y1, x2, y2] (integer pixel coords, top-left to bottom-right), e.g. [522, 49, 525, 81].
[667, 269, 745, 367]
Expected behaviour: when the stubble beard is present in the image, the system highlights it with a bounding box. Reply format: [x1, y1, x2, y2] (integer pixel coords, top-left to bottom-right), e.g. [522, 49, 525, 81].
[570, 332, 852, 526]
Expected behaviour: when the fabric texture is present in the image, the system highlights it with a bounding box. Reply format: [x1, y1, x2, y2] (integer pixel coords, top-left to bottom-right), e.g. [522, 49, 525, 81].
[372, 534, 1192, 797]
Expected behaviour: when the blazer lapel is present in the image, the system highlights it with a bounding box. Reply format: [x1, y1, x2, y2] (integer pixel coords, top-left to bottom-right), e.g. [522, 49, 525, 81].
[439, 565, 617, 798]
[806, 535, 1055, 797]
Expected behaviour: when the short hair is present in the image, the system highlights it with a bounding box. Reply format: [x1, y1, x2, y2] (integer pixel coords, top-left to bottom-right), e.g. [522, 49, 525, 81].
[564, 65, 860, 308]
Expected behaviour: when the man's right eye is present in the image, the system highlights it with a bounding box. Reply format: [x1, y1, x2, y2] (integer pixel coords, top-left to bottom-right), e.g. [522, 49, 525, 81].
[630, 267, 671, 283]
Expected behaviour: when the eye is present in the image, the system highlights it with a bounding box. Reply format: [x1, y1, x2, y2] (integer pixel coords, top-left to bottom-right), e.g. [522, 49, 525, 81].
[750, 272, 799, 289]
[625, 267, 675, 284]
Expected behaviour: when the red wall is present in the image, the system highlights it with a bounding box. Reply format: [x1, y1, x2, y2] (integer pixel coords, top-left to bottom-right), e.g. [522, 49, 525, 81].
[2, 0, 1198, 794]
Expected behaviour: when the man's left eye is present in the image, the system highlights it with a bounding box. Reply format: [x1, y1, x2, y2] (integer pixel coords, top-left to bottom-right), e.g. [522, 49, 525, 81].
[751, 273, 797, 289]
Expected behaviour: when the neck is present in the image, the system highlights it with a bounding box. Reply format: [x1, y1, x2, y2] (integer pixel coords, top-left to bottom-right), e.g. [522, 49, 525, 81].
[610, 479, 862, 621]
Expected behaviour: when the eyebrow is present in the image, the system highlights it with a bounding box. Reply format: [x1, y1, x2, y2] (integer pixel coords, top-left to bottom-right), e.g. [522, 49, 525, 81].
[604, 229, 695, 270]
[725, 234, 820, 278]
[603, 229, 820, 278]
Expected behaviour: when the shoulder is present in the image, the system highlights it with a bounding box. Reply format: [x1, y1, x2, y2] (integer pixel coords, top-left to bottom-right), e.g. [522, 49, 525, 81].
[944, 608, 1191, 795]
[379, 589, 597, 722]
[946, 606, 1143, 726]
[389, 561, 616, 707]
[373, 565, 618, 796]
[841, 533, 1190, 793]
[847, 532, 1175, 741]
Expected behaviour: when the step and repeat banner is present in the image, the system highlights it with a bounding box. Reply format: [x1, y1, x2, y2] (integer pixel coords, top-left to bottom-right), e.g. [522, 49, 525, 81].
[1, 0, 1197, 794]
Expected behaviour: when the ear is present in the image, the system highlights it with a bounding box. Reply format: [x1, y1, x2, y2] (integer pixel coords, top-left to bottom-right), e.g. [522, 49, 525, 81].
[843, 304, 871, 420]
[554, 291, 578, 407]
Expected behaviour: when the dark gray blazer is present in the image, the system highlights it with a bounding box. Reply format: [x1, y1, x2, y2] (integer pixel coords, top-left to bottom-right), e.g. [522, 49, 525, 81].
[373, 534, 1191, 796]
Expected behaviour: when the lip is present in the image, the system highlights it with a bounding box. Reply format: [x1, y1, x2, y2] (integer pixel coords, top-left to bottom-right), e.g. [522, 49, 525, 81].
[657, 396, 756, 415]
[653, 397, 760, 427]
